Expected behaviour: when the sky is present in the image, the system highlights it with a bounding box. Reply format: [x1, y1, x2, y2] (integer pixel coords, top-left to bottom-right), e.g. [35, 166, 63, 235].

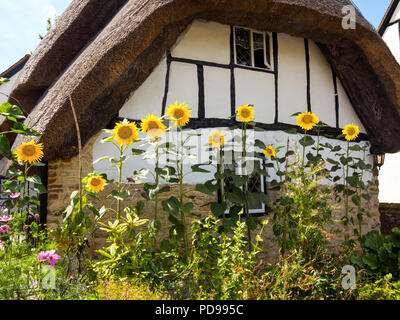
[0, 0, 394, 72]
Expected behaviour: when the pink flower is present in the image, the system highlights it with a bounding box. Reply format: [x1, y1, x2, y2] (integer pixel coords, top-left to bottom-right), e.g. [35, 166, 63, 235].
[38, 250, 61, 266]
[47, 250, 61, 266]
[0, 225, 10, 234]
[38, 251, 49, 262]
[0, 215, 13, 222]
[9, 193, 20, 199]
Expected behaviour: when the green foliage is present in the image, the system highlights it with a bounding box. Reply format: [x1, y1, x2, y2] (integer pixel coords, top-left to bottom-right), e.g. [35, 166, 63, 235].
[356, 274, 400, 300]
[270, 150, 333, 260]
[351, 228, 400, 280]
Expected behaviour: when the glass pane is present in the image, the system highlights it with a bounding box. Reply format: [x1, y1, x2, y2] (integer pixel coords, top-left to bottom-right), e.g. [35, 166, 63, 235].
[253, 32, 268, 69]
[235, 28, 251, 66]
[248, 172, 263, 210]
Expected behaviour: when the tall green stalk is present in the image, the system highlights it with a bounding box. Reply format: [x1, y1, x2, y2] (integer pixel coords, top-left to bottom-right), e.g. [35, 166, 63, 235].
[116, 145, 124, 221]
[241, 122, 251, 248]
[344, 140, 350, 242]
[177, 126, 189, 258]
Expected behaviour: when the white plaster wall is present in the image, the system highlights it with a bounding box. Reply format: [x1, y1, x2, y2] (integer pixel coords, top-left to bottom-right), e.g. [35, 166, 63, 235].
[118, 20, 366, 136]
[379, 153, 400, 203]
[119, 57, 167, 118]
[277, 33, 308, 124]
[383, 24, 400, 63]
[166, 61, 199, 117]
[93, 128, 373, 186]
[204, 66, 231, 118]
[171, 20, 230, 64]
[337, 80, 366, 133]
[390, 3, 400, 22]
[234, 68, 275, 123]
[308, 41, 336, 128]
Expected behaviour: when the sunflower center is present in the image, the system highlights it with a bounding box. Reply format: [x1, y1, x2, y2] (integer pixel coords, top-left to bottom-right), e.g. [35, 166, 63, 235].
[302, 115, 313, 124]
[90, 178, 101, 187]
[22, 145, 36, 157]
[347, 127, 356, 136]
[147, 121, 160, 130]
[240, 109, 250, 118]
[212, 134, 221, 143]
[173, 109, 184, 119]
[118, 126, 133, 139]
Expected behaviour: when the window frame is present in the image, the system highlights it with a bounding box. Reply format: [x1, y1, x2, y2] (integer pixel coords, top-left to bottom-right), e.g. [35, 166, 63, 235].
[222, 159, 267, 215]
[233, 26, 273, 71]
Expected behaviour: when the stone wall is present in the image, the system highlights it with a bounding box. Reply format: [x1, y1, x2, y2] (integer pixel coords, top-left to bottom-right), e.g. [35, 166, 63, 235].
[379, 203, 400, 234]
[46, 132, 381, 263]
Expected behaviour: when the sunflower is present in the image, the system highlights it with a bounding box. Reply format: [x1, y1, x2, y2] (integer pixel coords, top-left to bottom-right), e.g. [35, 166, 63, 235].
[236, 105, 255, 123]
[87, 175, 106, 193]
[263, 145, 276, 159]
[140, 114, 167, 139]
[209, 130, 225, 148]
[296, 112, 319, 131]
[111, 121, 139, 146]
[342, 123, 360, 141]
[15, 140, 44, 164]
[166, 101, 191, 127]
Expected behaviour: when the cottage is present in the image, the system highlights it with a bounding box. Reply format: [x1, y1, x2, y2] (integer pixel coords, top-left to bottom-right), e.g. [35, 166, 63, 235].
[376, 0, 400, 232]
[3, 0, 400, 260]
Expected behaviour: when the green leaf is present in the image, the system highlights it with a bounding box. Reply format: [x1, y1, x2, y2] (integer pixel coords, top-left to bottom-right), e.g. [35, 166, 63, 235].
[162, 197, 180, 217]
[109, 189, 129, 201]
[181, 202, 194, 214]
[191, 164, 210, 173]
[362, 254, 379, 270]
[0, 135, 11, 156]
[195, 183, 215, 197]
[254, 139, 266, 149]
[284, 127, 298, 134]
[132, 148, 145, 156]
[299, 135, 315, 147]
[210, 202, 227, 217]
[11, 122, 41, 136]
[226, 186, 246, 205]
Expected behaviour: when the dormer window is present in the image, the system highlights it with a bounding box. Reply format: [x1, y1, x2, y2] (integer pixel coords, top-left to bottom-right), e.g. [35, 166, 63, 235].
[234, 26, 272, 71]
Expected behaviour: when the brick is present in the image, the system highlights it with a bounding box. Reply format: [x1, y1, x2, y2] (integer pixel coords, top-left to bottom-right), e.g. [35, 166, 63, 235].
[48, 171, 57, 178]
[48, 194, 59, 200]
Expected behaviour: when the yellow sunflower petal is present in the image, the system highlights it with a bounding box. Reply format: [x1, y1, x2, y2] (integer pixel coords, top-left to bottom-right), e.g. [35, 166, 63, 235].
[296, 112, 319, 131]
[15, 140, 44, 164]
[111, 121, 139, 146]
[237, 105, 255, 123]
[209, 130, 224, 148]
[87, 175, 106, 193]
[263, 145, 276, 159]
[140, 114, 166, 139]
[342, 123, 360, 141]
[166, 101, 191, 127]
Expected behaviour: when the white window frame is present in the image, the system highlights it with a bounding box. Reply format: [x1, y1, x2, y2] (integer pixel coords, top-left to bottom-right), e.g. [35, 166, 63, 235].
[223, 160, 266, 215]
[233, 26, 273, 71]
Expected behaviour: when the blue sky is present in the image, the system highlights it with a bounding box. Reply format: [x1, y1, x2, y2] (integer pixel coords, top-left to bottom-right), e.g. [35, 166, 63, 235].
[0, 0, 393, 73]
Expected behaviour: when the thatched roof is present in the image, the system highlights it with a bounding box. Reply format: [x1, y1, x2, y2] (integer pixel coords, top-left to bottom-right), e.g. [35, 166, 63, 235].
[6, 0, 400, 159]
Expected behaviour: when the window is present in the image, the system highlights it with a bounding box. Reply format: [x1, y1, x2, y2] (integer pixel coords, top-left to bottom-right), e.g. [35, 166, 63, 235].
[223, 160, 266, 214]
[234, 27, 272, 71]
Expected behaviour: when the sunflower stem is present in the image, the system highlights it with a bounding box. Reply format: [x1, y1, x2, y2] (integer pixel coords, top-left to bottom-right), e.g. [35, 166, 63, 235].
[117, 145, 123, 221]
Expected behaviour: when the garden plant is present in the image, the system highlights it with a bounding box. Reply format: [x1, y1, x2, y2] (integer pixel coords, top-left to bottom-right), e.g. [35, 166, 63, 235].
[0, 76, 399, 300]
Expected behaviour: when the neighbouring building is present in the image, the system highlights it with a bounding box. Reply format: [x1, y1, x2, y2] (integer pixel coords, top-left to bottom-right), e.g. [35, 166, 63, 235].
[377, 0, 400, 233]
[2, 0, 400, 260]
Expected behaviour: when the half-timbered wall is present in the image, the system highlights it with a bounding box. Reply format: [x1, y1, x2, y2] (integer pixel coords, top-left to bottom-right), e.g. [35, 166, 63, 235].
[99, 20, 372, 185]
[382, 2, 400, 63]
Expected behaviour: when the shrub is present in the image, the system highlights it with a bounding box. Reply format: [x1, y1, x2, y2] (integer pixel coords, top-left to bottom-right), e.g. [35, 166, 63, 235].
[351, 228, 400, 280]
